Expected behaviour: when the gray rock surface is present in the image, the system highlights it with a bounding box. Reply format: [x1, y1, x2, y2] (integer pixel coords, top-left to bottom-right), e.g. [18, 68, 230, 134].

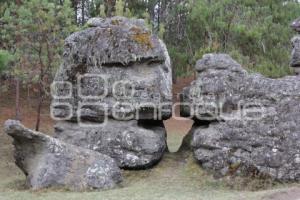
[181, 54, 300, 181]
[54, 120, 167, 169]
[52, 16, 172, 121]
[4, 120, 122, 191]
[291, 36, 300, 74]
[50, 17, 170, 169]
[291, 17, 300, 33]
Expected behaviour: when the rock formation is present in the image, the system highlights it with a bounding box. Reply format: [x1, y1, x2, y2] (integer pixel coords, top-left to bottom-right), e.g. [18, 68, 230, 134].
[291, 17, 300, 33]
[4, 16, 172, 190]
[55, 120, 166, 168]
[291, 18, 300, 74]
[4, 120, 122, 191]
[180, 54, 300, 181]
[291, 36, 300, 74]
[51, 17, 172, 168]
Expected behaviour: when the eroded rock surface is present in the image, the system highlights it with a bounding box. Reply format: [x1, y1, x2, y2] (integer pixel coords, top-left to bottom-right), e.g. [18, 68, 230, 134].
[4, 120, 122, 190]
[181, 54, 300, 181]
[52, 16, 172, 121]
[51, 17, 171, 169]
[291, 18, 300, 74]
[291, 17, 300, 33]
[55, 120, 167, 169]
[291, 36, 300, 75]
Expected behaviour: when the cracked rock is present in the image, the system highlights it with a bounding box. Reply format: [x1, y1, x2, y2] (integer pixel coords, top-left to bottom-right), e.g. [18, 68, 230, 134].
[181, 54, 300, 181]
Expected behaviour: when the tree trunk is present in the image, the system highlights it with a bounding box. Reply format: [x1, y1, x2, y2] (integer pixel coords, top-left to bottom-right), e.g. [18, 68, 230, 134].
[36, 44, 45, 132]
[15, 78, 21, 121]
[71, 0, 78, 24]
[157, 0, 161, 33]
[148, 0, 155, 30]
[27, 83, 30, 102]
[81, 0, 85, 25]
[15, 0, 22, 5]
[35, 82, 43, 131]
[105, 0, 116, 17]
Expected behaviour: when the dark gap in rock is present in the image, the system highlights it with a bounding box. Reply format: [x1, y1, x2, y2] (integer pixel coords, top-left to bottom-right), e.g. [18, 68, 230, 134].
[101, 57, 163, 68]
[137, 119, 164, 128]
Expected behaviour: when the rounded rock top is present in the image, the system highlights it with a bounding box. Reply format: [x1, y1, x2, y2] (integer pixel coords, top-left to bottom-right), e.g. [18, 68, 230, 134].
[195, 53, 245, 73]
[64, 16, 166, 66]
[291, 17, 300, 33]
[87, 16, 146, 29]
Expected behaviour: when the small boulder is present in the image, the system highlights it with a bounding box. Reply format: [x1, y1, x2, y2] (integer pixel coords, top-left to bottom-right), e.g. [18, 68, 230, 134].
[291, 17, 300, 33]
[291, 36, 300, 74]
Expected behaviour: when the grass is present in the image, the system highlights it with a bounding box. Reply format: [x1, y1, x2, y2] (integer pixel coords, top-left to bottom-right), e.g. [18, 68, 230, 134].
[0, 155, 265, 200]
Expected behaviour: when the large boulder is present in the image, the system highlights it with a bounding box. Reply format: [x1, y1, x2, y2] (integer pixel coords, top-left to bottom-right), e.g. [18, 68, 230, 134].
[51, 16, 172, 122]
[54, 120, 167, 169]
[181, 54, 300, 181]
[50, 16, 171, 169]
[4, 120, 122, 191]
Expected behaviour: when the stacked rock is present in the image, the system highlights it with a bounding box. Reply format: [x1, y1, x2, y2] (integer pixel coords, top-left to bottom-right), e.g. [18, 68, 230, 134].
[291, 17, 300, 74]
[180, 54, 300, 181]
[51, 17, 172, 169]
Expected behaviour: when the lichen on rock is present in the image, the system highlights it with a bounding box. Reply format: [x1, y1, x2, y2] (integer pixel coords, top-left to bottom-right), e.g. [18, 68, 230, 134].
[181, 54, 300, 182]
[51, 16, 172, 169]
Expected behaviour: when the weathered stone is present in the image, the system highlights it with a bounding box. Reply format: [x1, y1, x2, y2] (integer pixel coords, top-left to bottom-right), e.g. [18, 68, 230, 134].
[54, 119, 167, 169]
[87, 17, 145, 29]
[291, 17, 300, 33]
[51, 16, 172, 122]
[50, 17, 170, 169]
[291, 36, 300, 74]
[4, 120, 122, 191]
[181, 54, 300, 181]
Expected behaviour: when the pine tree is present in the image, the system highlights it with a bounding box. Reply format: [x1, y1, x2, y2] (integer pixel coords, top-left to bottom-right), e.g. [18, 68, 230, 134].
[0, 50, 13, 73]
[184, 0, 300, 77]
[1, 0, 76, 130]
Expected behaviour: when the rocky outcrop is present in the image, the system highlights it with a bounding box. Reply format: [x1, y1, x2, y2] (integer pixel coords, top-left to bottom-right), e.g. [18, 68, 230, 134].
[291, 35, 300, 76]
[291, 18, 300, 74]
[55, 120, 167, 168]
[4, 120, 122, 191]
[181, 54, 300, 181]
[51, 16, 172, 122]
[51, 17, 171, 169]
[291, 17, 300, 33]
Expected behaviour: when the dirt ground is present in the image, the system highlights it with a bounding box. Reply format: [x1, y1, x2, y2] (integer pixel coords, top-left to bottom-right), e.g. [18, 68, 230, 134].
[0, 77, 299, 200]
